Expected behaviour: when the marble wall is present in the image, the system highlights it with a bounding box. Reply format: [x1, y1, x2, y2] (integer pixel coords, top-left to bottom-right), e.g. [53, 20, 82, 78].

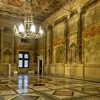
[82, 2, 100, 80]
[0, 17, 36, 74]
[41, 0, 100, 81]
[0, 0, 99, 82]
[15, 37, 36, 74]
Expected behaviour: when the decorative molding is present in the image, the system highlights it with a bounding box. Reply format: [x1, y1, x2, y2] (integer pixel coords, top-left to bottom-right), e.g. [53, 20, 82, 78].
[3, 49, 11, 55]
[85, 63, 100, 67]
[77, 7, 82, 14]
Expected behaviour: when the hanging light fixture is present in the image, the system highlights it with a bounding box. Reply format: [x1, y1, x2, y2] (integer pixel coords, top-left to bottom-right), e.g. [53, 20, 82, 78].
[13, 0, 44, 39]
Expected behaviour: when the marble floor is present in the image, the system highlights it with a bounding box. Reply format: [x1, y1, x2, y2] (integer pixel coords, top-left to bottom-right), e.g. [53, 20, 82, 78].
[0, 74, 100, 100]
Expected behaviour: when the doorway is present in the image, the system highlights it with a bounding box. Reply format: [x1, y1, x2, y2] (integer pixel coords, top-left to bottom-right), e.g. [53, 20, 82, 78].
[38, 56, 43, 75]
[39, 60, 42, 75]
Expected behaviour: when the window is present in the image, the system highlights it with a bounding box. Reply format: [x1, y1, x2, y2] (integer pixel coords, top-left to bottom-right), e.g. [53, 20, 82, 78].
[18, 52, 29, 68]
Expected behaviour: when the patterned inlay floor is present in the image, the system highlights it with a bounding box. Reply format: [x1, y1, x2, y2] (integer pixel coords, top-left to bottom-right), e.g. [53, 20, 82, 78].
[0, 74, 100, 100]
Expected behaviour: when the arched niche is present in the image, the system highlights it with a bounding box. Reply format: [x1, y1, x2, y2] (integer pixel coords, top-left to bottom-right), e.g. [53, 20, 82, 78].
[3, 49, 12, 63]
[69, 42, 77, 63]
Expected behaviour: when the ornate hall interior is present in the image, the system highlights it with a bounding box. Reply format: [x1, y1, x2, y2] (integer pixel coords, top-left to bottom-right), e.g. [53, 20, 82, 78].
[0, 0, 100, 100]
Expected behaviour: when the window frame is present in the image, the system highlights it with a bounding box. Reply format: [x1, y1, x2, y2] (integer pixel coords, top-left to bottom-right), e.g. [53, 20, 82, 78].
[18, 52, 29, 68]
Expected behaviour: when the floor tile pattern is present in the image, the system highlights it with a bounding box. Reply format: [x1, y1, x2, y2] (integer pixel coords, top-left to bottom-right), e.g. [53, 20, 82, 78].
[0, 74, 99, 100]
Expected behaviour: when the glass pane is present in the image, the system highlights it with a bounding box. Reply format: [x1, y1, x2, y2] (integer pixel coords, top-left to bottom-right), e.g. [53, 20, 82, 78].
[24, 60, 28, 68]
[24, 54, 28, 59]
[19, 60, 23, 67]
[19, 54, 23, 58]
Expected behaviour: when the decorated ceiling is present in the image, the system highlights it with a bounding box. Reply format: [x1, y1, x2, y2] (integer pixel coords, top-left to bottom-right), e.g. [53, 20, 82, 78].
[0, 0, 73, 22]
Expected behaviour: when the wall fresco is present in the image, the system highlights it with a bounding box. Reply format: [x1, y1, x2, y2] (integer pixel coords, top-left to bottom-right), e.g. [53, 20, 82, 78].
[56, 45, 66, 63]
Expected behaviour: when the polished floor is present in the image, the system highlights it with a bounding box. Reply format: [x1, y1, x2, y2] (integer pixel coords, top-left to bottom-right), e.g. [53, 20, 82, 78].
[0, 74, 100, 100]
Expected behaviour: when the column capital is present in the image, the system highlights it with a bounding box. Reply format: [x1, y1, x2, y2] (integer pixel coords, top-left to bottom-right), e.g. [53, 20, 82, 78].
[77, 7, 82, 14]
[45, 27, 48, 31]
[46, 24, 54, 30]
[67, 12, 71, 19]
[51, 23, 55, 27]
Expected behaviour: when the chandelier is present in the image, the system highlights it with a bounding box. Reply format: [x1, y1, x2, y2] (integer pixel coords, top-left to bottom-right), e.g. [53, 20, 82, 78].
[13, 0, 44, 39]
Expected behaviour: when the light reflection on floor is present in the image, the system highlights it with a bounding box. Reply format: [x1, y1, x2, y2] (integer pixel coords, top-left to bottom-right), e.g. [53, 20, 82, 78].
[0, 74, 100, 100]
[17, 75, 29, 93]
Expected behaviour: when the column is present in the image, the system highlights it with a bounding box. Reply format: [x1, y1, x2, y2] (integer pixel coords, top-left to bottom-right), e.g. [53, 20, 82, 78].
[49, 24, 54, 64]
[9, 63, 11, 75]
[65, 17, 70, 63]
[77, 7, 82, 63]
[44, 27, 47, 64]
[65, 13, 71, 63]
[0, 26, 4, 63]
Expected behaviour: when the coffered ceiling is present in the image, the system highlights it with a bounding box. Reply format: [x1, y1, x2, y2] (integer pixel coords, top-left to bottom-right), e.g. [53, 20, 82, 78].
[0, 0, 73, 22]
